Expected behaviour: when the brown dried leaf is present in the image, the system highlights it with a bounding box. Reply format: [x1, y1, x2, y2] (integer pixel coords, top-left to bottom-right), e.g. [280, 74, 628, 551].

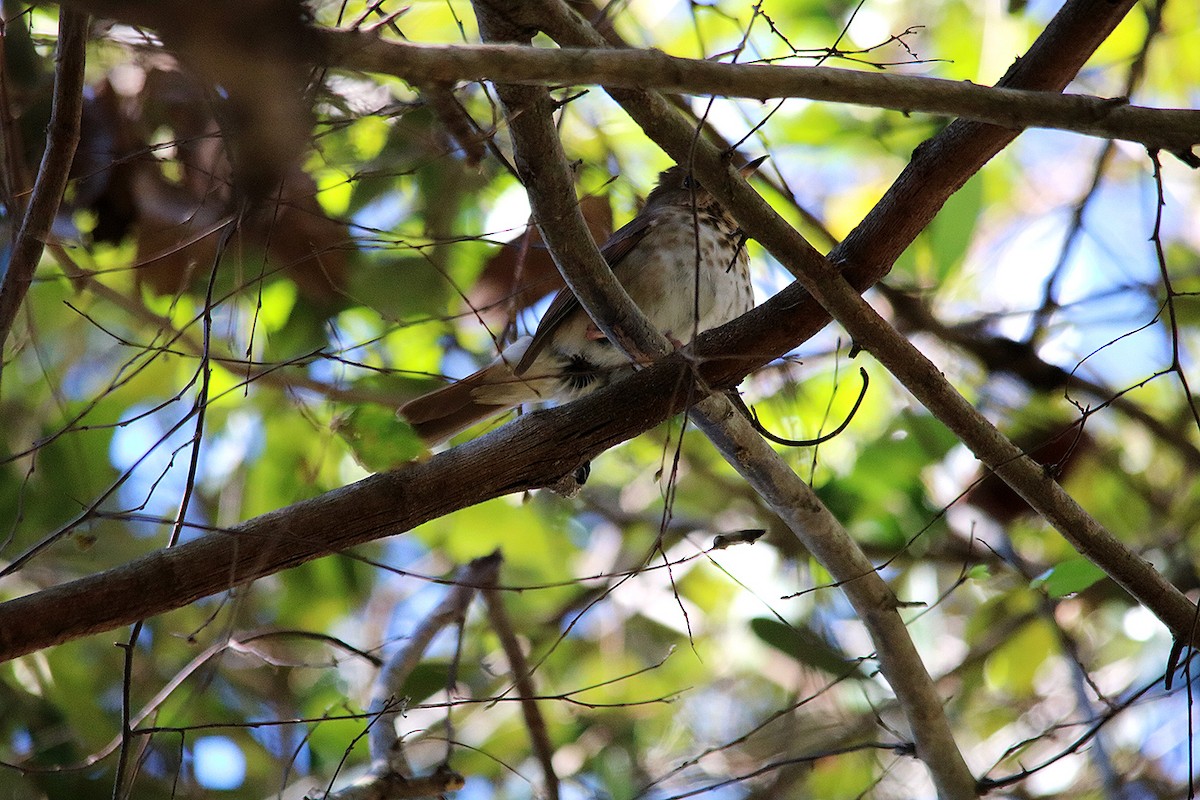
[465, 193, 612, 324]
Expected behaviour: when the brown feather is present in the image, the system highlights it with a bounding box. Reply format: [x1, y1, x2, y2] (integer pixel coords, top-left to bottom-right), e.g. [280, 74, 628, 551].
[514, 207, 656, 375]
[399, 369, 512, 444]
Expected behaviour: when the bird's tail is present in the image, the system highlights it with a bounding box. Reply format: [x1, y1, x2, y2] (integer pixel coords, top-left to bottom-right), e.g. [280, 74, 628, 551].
[399, 369, 514, 445]
[399, 337, 550, 445]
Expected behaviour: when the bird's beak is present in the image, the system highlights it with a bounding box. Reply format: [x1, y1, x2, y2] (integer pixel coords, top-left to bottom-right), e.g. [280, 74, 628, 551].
[739, 155, 768, 177]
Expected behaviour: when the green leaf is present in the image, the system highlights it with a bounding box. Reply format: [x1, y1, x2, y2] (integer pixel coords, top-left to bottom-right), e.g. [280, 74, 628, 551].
[750, 617, 869, 679]
[967, 564, 991, 581]
[402, 660, 453, 704]
[335, 404, 424, 472]
[926, 171, 983, 283]
[984, 620, 1055, 696]
[1031, 558, 1107, 598]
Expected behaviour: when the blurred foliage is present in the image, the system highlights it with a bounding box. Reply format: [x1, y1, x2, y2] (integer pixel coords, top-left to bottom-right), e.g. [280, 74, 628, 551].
[2, 1, 1199, 799]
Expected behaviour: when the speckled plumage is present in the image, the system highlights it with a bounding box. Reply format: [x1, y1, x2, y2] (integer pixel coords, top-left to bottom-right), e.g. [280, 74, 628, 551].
[400, 162, 758, 444]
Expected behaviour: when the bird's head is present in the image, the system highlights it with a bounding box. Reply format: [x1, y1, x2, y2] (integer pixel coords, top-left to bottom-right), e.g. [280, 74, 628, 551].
[644, 155, 767, 215]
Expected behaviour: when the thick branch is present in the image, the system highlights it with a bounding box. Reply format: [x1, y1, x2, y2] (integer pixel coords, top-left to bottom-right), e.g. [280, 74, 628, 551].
[321, 31, 1200, 153]
[44, 0, 1200, 155]
[0, 7, 87, 354]
[0, 356, 701, 662]
[803, 247, 1200, 667]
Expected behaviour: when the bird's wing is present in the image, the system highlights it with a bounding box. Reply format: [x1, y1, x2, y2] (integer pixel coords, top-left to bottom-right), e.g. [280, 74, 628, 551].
[514, 209, 655, 375]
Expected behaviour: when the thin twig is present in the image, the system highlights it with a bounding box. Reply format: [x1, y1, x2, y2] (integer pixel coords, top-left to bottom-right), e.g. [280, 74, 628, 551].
[1027, 0, 1169, 343]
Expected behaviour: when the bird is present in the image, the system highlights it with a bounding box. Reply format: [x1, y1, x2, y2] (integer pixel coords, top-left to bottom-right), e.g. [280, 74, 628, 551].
[400, 157, 764, 445]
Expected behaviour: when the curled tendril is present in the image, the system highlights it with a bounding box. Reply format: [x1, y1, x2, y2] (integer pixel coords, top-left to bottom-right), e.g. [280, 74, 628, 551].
[734, 366, 870, 447]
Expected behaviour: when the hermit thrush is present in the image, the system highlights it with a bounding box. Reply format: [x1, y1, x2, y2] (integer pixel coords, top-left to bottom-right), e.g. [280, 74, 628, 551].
[400, 158, 763, 444]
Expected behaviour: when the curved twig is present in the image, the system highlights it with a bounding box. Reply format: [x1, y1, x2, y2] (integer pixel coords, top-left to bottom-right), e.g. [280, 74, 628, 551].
[734, 366, 869, 447]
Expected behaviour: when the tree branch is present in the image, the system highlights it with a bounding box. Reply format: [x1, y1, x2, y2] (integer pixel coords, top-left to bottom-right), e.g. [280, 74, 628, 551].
[481, 573, 560, 800]
[322, 557, 492, 800]
[0, 358, 695, 662]
[366, 556, 495, 773]
[472, 6, 668, 366]
[320, 31, 1200, 154]
[0, 7, 87, 356]
[877, 283, 1200, 471]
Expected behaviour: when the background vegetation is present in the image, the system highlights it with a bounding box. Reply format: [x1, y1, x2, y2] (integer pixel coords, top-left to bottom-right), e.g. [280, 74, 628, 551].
[2, 0, 1199, 798]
